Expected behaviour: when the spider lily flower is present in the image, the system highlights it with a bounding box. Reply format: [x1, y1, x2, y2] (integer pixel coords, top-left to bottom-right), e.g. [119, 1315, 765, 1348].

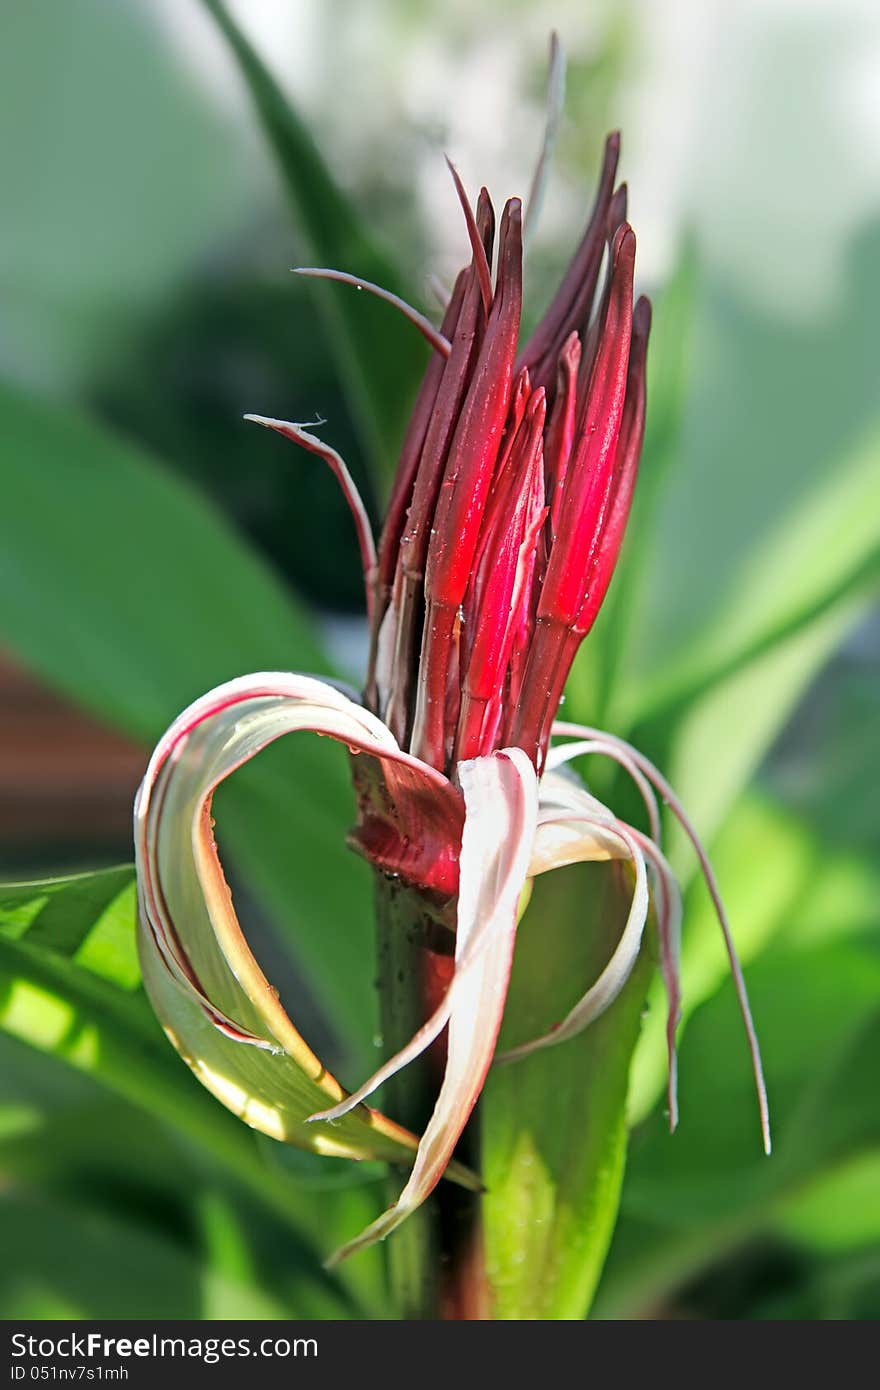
[135, 132, 769, 1268]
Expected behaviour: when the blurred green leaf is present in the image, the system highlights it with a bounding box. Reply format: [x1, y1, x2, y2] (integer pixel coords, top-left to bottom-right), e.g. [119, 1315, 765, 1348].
[631, 578, 880, 1122]
[0, 381, 376, 1065]
[482, 862, 654, 1319]
[625, 425, 880, 726]
[0, 866, 381, 1289]
[201, 0, 428, 489]
[586, 250, 700, 725]
[612, 236, 880, 729]
[773, 1151, 880, 1255]
[0, 383, 328, 736]
[655, 590, 870, 863]
[593, 939, 880, 1317]
[0, 1034, 390, 1319]
[748, 1247, 880, 1321]
[0, 1190, 298, 1320]
[0, 0, 259, 394]
[629, 787, 880, 1125]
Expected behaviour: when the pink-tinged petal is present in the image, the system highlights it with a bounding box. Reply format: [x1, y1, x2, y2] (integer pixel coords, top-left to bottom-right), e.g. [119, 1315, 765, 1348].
[324, 747, 538, 1265]
[500, 803, 649, 1063]
[529, 787, 626, 872]
[552, 719, 771, 1155]
[544, 732, 684, 1121]
[134, 672, 475, 1174]
[244, 418, 378, 622]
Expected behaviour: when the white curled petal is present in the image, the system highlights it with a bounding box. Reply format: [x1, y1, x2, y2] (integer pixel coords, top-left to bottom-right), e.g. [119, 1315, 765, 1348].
[326, 747, 539, 1265]
[530, 770, 628, 874]
[134, 671, 460, 1168]
[551, 718, 771, 1155]
[627, 828, 683, 1130]
[546, 737, 661, 844]
[537, 767, 616, 821]
[499, 817, 649, 1064]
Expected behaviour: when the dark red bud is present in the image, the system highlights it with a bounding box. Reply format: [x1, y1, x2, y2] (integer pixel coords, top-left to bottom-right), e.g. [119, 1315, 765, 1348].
[411, 198, 524, 768]
[538, 224, 636, 627]
[455, 389, 546, 762]
[515, 132, 620, 393]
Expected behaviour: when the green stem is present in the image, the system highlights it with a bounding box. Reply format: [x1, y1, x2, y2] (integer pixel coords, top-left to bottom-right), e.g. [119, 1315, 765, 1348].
[373, 871, 487, 1319]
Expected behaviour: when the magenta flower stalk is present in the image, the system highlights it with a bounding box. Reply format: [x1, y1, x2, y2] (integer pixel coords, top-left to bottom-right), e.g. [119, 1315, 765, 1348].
[134, 126, 769, 1275]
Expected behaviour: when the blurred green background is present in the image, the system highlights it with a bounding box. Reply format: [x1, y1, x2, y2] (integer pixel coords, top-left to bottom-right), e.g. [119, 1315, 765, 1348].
[0, 0, 877, 1320]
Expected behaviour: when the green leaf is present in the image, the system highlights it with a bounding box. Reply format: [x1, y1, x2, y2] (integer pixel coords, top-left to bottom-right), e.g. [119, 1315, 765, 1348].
[628, 582, 880, 1125]
[0, 381, 376, 1066]
[0, 1061, 384, 1319]
[0, 1049, 391, 1319]
[0, 383, 328, 736]
[482, 862, 655, 1320]
[773, 1150, 880, 1255]
[655, 590, 870, 862]
[630, 784, 880, 1126]
[593, 939, 880, 1318]
[0, 0, 259, 394]
[609, 241, 880, 731]
[0, 1190, 299, 1320]
[623, 424, 880, 727]
[200, 0, 428, 489]
[0, 868, 382, 1284]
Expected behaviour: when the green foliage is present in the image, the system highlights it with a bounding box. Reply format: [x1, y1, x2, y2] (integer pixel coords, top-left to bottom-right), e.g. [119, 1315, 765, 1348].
[200, 0, 428, 491]
[0, 870, 391, 1315]
[0, 1, 877, 1322]
[0, 382, 377, 1069]
[593, 940, 880, 1318]
[483, 864, 655, 1319]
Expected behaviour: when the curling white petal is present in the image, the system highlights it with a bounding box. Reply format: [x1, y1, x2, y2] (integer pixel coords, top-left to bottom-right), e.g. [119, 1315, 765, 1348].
[552, 718, 771, 1155]
[546, 737, 661, 844]
[326, 747, 538, 1264]
[500, 816, 649, 1063]
[134, 671, 455, 1164]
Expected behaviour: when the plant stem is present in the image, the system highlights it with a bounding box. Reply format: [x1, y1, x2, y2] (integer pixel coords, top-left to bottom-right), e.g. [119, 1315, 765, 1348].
[372, 871, 487, 1319]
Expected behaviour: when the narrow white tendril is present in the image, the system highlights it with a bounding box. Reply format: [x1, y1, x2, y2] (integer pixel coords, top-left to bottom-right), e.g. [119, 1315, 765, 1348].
[292, 267, 452, 359]
[625, 826, 682, 1131]
[498, 815, 648, 1062]
[427, 272, 452, 311]
[244, 416, 377, 621]
[545, 737, 680, 1120]
[524, 31, 566, 244]
[552, 720, 772, 1156]
[546, 736, 661, 844]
